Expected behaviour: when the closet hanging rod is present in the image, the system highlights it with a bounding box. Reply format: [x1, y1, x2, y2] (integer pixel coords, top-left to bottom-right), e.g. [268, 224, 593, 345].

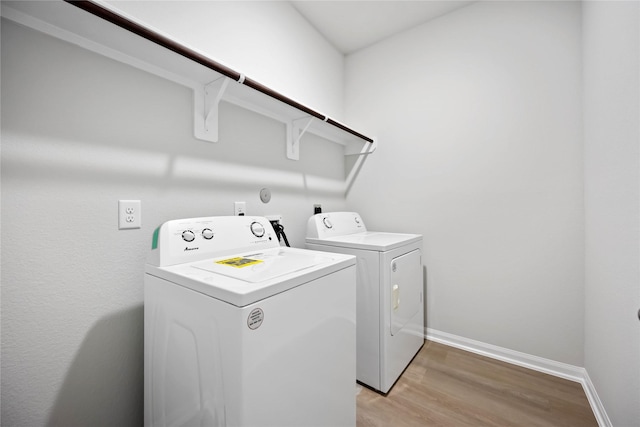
[64, 0, 374, 144]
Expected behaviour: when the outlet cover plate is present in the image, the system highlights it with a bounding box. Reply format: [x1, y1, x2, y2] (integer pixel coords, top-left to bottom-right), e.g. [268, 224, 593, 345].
[119, 200, 141, 229]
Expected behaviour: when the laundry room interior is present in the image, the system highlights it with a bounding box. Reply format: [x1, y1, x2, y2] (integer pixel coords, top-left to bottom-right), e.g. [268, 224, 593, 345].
[1, 1, 638, 426]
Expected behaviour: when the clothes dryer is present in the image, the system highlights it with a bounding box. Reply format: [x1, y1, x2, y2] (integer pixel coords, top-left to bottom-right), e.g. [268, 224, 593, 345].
[145, 216, 356, 427]
[306, 212, 424, 393]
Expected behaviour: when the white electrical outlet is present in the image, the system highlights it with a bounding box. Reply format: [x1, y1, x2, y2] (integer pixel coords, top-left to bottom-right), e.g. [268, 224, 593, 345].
[119, 200, 141, 229]
[234, 201, 246, 216]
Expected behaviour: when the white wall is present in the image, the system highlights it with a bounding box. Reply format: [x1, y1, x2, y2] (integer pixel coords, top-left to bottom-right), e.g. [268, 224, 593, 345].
[105, 0, 345, 120]
[345, 1, 585, 365]
[583, 2, 640, 425]
[0, 5, 345, 425]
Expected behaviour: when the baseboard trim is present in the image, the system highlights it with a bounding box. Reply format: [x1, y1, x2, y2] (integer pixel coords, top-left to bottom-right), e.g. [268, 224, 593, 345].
[425, 328, 611, 427]
[582, 370, 613, 427]
[426, 328, 584, 381]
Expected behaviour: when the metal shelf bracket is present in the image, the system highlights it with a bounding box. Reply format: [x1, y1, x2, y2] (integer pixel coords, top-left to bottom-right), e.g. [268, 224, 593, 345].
[287, 116, 314, 160]
[345, 137, 377, 156]
[194, 77, 231, 142]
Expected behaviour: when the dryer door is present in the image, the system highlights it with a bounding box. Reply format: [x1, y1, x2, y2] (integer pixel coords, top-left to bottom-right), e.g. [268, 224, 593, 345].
[390, 249, 422, 336]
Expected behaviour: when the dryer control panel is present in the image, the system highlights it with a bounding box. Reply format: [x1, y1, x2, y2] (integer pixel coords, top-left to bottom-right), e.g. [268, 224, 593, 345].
[307, 212, 366, 239]
[148, 216, 278, 267]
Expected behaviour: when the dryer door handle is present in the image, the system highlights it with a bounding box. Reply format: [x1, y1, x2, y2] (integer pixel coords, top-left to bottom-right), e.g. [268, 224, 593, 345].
[392, 284, 400, 310]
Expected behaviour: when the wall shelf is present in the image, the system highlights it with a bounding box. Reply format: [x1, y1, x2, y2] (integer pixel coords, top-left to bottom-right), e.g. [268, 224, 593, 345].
[1, 0, 377, 161]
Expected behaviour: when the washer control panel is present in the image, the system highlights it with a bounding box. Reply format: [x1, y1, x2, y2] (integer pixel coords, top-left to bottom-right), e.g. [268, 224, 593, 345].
[306, 212, 366, 239]
[148, 216, 278, 266]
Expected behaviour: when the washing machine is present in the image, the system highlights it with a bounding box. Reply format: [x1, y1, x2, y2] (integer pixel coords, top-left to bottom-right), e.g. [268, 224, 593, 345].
[306, 212, 424, 394]
[144, 216, 356, 427]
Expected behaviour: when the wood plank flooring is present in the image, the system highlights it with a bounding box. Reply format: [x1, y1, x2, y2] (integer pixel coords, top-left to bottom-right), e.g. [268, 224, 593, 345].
[356, 340, 598, 427]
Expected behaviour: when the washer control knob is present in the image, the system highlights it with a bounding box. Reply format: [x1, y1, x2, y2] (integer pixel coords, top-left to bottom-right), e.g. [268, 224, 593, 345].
[323, 218, 333, 229]
[182, 230, 196, 242]
[250, 221, 265, 238]
[202, 228, 214, 240]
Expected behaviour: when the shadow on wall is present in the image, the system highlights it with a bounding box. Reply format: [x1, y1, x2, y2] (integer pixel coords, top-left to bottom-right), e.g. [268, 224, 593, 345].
[2, 17, 354, 199]
[46, 305, 144, 427]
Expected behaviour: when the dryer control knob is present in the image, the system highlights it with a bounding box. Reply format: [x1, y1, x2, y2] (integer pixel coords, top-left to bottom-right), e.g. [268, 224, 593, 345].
[202, 228, 214, 240]
[182, 230, 196, 242]
[250, 221, 265, 238]
[323, 218, 333, 229]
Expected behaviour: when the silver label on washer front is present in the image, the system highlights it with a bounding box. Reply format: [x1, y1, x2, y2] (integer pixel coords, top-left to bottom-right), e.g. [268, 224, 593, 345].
[247, 308, 264, 330]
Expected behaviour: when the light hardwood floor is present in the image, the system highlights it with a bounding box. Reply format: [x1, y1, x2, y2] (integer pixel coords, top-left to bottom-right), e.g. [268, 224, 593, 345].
[356, 340, 598, 427]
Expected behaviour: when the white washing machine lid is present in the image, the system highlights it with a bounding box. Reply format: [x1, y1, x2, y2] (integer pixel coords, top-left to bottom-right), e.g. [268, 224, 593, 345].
[145, 247, 355, 307]
[306, 231, 421, 252]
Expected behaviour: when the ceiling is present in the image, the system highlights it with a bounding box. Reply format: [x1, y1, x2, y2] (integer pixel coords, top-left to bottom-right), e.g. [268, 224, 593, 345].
[290, 1, 475, 54]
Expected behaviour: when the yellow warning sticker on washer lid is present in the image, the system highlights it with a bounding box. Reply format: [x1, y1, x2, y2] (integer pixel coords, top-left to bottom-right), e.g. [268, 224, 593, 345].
[215, 257, 263, 268]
